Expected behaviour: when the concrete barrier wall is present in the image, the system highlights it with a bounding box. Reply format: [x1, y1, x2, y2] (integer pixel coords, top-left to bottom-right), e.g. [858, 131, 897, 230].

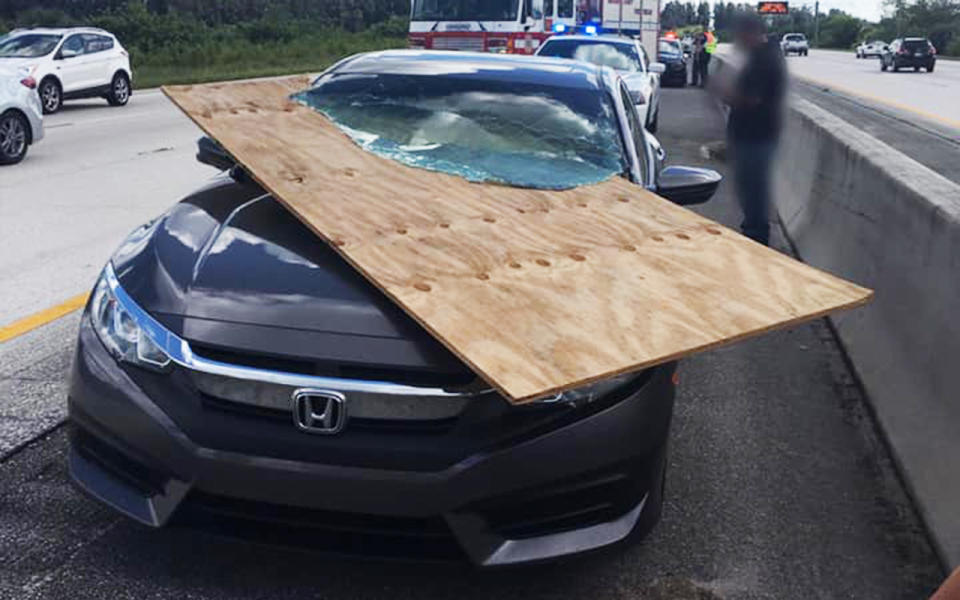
[775, 98, 960, 568]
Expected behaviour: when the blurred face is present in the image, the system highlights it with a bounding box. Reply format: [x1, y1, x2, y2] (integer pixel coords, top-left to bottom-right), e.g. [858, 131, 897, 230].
[734, 29, 764, 50]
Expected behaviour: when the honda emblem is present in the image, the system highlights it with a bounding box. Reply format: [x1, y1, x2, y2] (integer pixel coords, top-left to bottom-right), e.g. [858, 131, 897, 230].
[292, 389, 348, 435]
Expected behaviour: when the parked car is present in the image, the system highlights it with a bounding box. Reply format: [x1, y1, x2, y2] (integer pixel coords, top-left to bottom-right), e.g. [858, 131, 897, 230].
[0, 27, 132, 114]
[0, 65, 44, 165]
[855, 40, 887, 58]
[658, 38, 687, 87]
[536, 34, 665, 133]
[881, 38, 936, 72]
[67, 50, 721, 567]
[780, 32, 809, 56]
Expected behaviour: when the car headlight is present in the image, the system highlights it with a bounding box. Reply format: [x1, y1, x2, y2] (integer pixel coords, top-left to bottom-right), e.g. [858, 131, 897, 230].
[90, 263, 171, 371]
[17, 64, 37, 78]
[531, 372, 637, 407]
[629, 89, 647, 105]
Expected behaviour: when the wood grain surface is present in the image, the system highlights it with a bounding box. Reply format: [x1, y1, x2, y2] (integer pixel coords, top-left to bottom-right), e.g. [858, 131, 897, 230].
[163, 76, 872, 403]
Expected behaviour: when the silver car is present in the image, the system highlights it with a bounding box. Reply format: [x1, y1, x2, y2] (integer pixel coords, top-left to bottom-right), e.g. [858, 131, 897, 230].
[0, 66, 44, 165]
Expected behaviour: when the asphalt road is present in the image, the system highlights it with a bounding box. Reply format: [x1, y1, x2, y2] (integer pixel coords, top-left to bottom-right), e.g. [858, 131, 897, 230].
[784, 48, 960, 130]
[0, 89, 208, 326]
[0, 86, 944, 599]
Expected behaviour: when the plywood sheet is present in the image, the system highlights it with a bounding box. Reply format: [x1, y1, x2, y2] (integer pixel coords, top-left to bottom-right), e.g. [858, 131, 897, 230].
[163, 76, 872, 403]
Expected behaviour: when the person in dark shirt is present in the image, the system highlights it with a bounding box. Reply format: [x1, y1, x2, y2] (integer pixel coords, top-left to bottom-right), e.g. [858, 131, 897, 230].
[721, 15, 786, 245]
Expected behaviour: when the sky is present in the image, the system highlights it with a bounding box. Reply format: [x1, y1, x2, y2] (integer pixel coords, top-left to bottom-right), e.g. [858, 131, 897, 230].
[789, 0, 885, 22]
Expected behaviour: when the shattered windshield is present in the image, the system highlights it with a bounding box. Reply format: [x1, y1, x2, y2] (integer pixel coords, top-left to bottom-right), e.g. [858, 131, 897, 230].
[293, 73, 625, 190]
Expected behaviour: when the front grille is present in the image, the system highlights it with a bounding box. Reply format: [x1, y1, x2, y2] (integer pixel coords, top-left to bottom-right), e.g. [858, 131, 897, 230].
[431, 36, 485, 52]
[199, 392, 459, 435]
[467, 461, 646, 539]
[173, 491, 467, 561]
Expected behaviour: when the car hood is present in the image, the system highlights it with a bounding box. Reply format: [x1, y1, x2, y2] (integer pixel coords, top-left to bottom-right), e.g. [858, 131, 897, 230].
[0, 57, 39, 69]
[111, 175, 471, 376]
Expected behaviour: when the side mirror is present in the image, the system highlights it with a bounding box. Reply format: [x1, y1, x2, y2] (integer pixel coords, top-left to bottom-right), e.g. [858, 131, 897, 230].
[58, 48, 79, 59]
[657, 165, 721, 205]
[196, 136, 235, 172]
[649, 62, 666, 74]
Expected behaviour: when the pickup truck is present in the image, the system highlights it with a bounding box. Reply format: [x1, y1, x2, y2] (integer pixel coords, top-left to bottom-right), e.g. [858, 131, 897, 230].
[781, 33, 809, 56]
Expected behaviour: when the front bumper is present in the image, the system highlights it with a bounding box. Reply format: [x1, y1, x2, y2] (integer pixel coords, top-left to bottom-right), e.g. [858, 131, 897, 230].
[68, 315, 675, 566]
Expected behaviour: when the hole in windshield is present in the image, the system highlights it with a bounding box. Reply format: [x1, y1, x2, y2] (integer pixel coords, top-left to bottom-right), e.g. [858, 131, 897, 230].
[293, 72, 626, 190]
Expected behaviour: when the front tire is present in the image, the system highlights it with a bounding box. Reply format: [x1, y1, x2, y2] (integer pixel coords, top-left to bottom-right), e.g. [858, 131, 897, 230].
[107, 72, 131, 107]
[39, 78, 62, 114]
[928, 63, 935, 73]
[0, 110, 29, 165]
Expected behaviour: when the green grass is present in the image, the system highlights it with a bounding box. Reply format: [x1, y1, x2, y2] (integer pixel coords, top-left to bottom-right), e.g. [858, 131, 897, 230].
[131, 32, 406, 89]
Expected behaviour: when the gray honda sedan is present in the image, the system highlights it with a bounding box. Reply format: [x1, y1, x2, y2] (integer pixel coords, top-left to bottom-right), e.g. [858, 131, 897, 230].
[67, 50, 720, 567]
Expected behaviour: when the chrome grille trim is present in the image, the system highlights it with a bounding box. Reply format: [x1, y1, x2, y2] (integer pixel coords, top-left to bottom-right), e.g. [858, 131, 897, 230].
[193, 372, 473, 420]
[431, 36, 485, 51]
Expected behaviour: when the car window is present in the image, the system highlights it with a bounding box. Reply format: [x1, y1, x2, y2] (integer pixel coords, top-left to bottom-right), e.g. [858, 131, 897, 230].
[903, 40, 930, 52]
[83, 34, 114, 54]
[61, 34, 86, 56]
[538, 39, 642, 72]
[0, 34, 62, 58]
[618, 84, 648, 183]
[558, 0, 573, 18]
[295, 72, 627, 190]
[659, 40, 681, 56]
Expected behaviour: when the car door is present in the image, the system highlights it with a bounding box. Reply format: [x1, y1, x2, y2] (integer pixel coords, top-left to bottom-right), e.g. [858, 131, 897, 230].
[81, 34, 115, 87]
[55, 34, 96, 92]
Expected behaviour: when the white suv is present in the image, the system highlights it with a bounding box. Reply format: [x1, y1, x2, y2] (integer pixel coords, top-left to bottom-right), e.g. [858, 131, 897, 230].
[0, 27, 132, 114]
[780, 33, 809, 56]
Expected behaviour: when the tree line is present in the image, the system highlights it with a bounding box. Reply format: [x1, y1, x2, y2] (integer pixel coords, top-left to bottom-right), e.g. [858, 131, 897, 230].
[660, 0, 959, 55]
[1, 0, 410, 33]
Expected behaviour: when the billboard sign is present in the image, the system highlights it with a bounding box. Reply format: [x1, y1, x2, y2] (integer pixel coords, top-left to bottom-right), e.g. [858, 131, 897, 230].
[757, 1, 789, 14]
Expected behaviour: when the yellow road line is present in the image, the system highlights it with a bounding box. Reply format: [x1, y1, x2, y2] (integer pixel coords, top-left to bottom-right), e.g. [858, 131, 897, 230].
[0, 293, 89, 344]
[794, 72, 960, 131]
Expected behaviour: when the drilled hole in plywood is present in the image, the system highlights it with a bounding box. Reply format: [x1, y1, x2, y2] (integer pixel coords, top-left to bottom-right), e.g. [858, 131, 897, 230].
[676, 233, 690, 240]
[439, 222, 451, 229]
[624, 244, 637, 252]
[536, 259, 551, 267]
[578, 202, 588, 208]
[707, 227, 722, 235]
[476, 272, 490, 280]
[652, 236, 665, 242]
[414, 283, 431, 292]
[332, 238, 346, 247]
[618, 197, 629, 203]
[516, 208, 526, 214]
[509, 262, 522, 269]
[396, 228, 408, 235]
[483, 217, 496, 223]
[570, 253, 586, 262]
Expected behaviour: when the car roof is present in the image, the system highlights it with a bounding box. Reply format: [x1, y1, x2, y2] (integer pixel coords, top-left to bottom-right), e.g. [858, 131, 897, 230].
[6, 27, 113, 37]
[334, 50, 616, 92]
[543, 34, 637, 45]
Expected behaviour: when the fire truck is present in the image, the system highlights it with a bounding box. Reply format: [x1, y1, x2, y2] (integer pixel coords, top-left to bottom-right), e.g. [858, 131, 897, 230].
[409, 0, 662, 60]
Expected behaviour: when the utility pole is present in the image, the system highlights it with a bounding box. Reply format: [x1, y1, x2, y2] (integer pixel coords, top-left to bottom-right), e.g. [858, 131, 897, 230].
[618, 0, 624, 36]
[813, 0, 820, 48]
